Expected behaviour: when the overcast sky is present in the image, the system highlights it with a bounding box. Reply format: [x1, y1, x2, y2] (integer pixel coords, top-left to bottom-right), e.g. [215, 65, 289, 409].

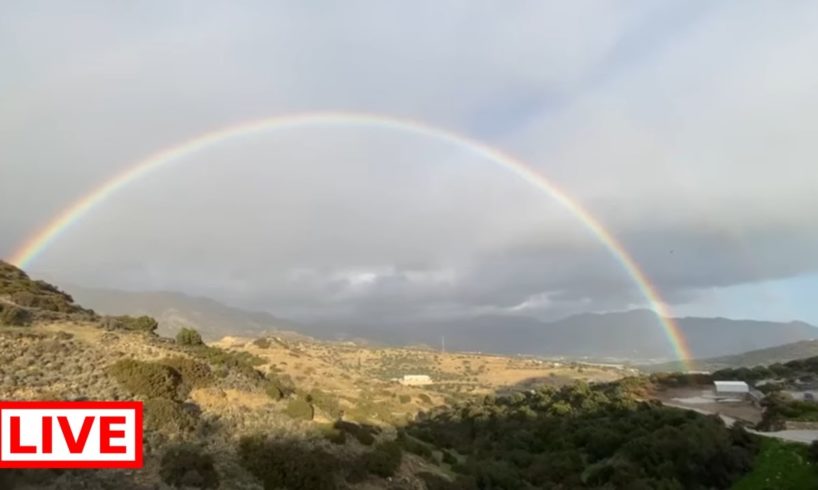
[2, 1, 817, 325]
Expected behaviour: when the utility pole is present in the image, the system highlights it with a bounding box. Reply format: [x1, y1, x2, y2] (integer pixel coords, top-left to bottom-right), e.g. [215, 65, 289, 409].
[441, 336, 445, 354]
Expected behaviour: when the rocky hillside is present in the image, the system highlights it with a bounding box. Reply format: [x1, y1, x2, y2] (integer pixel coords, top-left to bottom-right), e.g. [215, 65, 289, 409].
[0, 261, 96, 325]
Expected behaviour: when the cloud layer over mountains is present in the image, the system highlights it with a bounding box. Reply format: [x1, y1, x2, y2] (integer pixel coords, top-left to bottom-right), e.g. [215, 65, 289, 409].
[2, 1, 817, 324]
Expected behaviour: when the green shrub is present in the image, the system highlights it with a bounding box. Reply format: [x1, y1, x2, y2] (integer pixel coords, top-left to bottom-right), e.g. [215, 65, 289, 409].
[190, 345, 264, 379]
[308, 390, 342, 418]
[364, 440, 403, 478]
[419, 393, 432, 404]
[144, 397, 199, 433]
[347, 398, 402, 424]
[265, 383, 283, 400]
[286, 398, 314, 420]
[253, 338, 272, 348]
[266, 373, 296, 398]
[322, 427, 347, 445]
[108, 359, 182, 400]
[1, 305, 32, 326]
[159, 443, 219, 488]
[176, 327, 204, 346]
[399, 394, 412, 404]
[102, 315, 158, 334]
[160, 357, 213, 393]
[237, 435, 339, 490]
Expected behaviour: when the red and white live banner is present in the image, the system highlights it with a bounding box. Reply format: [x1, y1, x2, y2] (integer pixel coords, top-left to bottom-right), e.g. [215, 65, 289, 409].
[0, 401, 143, 468]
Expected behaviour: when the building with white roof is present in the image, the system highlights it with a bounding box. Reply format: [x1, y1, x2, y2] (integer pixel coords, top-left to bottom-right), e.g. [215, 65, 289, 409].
[714, 380, 749, 394]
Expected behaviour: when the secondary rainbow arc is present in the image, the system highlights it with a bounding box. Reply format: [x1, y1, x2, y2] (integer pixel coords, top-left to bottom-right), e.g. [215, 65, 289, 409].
[7, 111, 692, 367]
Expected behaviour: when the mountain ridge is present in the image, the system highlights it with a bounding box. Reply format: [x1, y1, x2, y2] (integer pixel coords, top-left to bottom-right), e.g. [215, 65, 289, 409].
[67, 285, 818, 362]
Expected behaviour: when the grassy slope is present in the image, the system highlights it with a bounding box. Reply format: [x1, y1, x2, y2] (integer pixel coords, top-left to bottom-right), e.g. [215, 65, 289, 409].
[732, 439, 818, 490]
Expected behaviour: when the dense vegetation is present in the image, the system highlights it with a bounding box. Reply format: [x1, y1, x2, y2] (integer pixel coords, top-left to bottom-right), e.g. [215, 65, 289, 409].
[237, 431, 406, 489]
[359, 440, 403, 479]
[649, 372, 714, 388]
[100, 314, 158, 334]
[185, 343, 265, 378]
[758, 392, 818, 430]
[108, 359, 184, 400]
[406, 382, 759, 489]
[237, 436, 341, 489]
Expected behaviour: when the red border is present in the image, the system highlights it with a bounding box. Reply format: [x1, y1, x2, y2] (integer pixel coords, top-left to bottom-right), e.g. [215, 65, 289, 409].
[0, 400, 143, 468]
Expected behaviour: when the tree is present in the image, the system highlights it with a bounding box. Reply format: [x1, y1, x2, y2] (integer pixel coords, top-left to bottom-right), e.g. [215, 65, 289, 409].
[286, 398, 315, 420]
[176, 327, 204, 346]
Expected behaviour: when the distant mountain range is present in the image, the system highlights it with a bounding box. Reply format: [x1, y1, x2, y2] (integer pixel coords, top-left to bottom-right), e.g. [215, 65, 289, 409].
[644, 339, 818, 373]
[323, 310, 818, 363]
[69, 286, 818, 362]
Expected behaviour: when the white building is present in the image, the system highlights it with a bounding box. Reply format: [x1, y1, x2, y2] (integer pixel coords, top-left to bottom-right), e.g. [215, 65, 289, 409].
[714, 381, 749, 394]
[399, 375, 432, 386]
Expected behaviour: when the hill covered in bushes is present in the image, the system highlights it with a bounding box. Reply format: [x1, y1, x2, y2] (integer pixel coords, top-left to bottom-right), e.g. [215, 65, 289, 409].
[2, 262, 817, 489]
[405, 381, 760, 489]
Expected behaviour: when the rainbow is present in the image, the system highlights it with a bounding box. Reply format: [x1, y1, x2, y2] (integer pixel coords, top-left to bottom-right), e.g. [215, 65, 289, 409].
[7, 111, 692, 366]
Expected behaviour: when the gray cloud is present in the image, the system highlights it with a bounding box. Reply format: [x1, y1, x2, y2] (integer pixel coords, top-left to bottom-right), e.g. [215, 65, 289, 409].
[2, 1, 818, 324]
